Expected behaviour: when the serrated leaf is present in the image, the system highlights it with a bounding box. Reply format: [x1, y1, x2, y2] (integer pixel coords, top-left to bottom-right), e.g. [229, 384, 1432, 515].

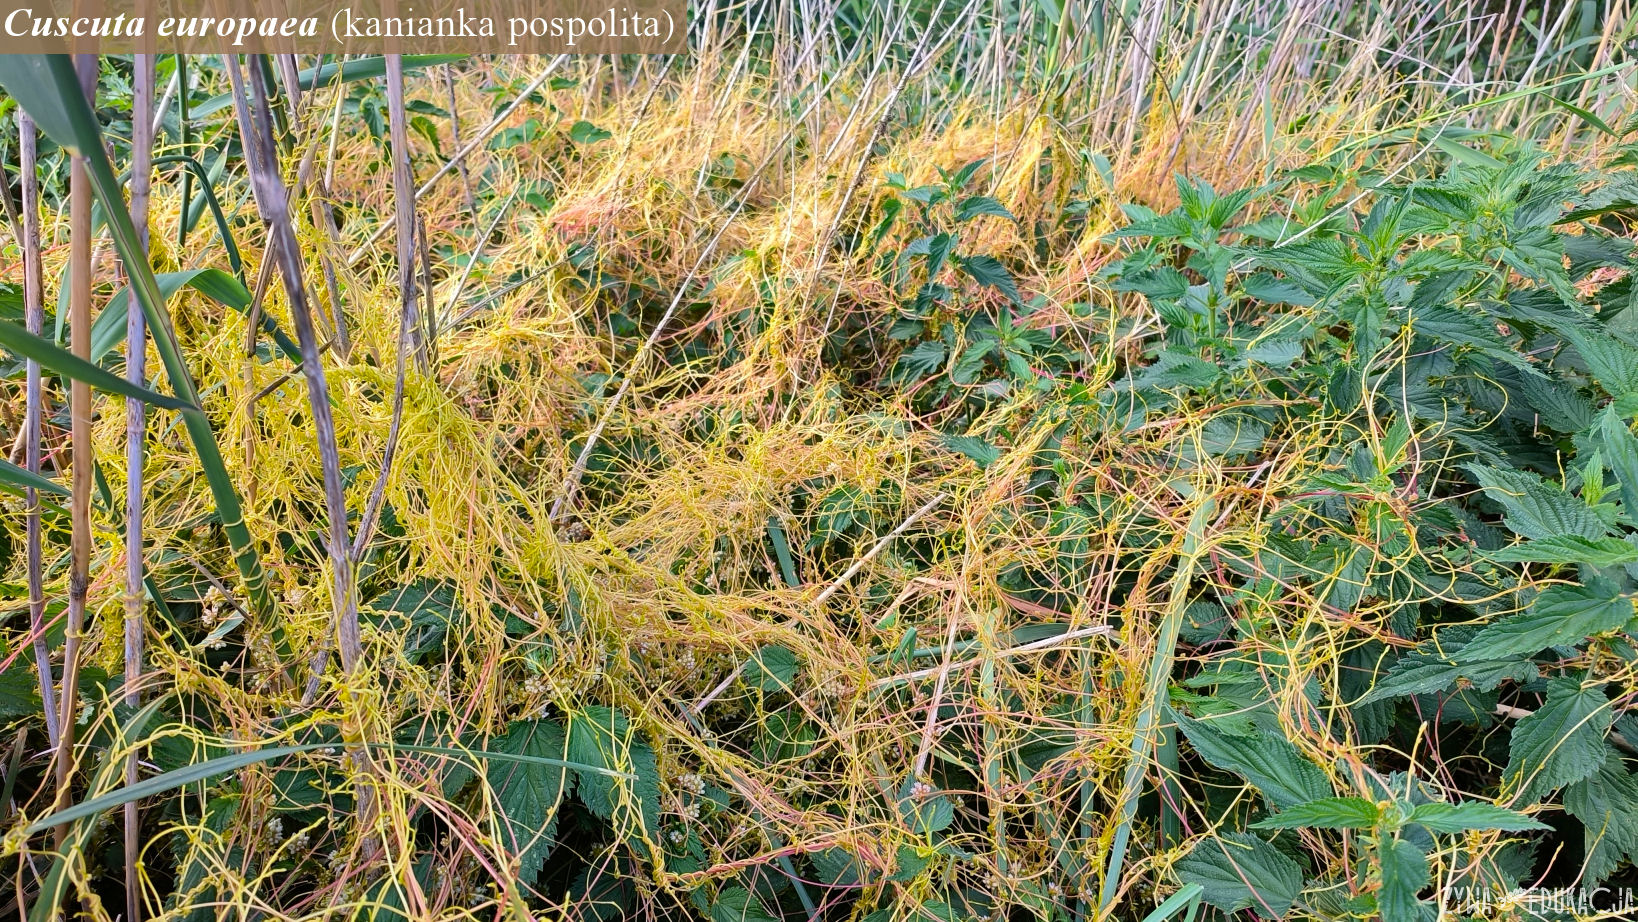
[567, 706, 663, 850]
[1598, 409, 1638, 516]
[1130, 350, 1222, 392]
[1461, 583, 1634, 662]
[954, 196, 1015, 223]
[1362, 646, 1536, 703]
[1407, 801, 1548, 834]
[1518, 371, 1594, 431]
[569, 120, 612, 144]
[1505, 679, 1612, 804]
[1244, 339, 1305, 368]
[894, 340, 947, 381]
[942, 434, 1001, 468]
[1564, 754, 1638, 883]
[485, 720, 573, 885]
[1377, 837, 1430, 922]
[1489, 535, 1638, 567]
[957, 254, 1022, 304]
[1175, 832, 1302, 918]
[1468, 464, 1609, 541]
[1240, 272, 1315, 305]
[896, 777, 956, 834]
[1252, 796, 1379, 830]
[1567, 327, 1638, 396]
[745, 645, 797, 693]
[1173, 709, 1332, 809]
[710, 886, 780, 922]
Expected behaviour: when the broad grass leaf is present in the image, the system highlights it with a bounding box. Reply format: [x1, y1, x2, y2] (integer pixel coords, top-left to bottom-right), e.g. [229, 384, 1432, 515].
[1175, 832, 1302, 918]
[0, 319, 195, 411]
[1172, 709, 1331, 810]
[0, 457, 67, 497]
[188, 55, 466, 117]
[94, 269, 298, 366]
[1505, 679, 1612, 804]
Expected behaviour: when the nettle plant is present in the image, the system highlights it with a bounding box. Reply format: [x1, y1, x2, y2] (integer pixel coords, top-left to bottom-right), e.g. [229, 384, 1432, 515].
[1101, 150, 1638, 920]
[870, 160, 1075, 419]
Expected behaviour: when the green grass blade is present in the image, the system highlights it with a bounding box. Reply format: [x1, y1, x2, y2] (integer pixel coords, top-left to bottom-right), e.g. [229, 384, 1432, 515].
[143, 155, 245, 282]
[0, 319, 195, 411]
[1140, 884, 1204, 922]
[0, 456, 68, 496]
[0, 54, 279, 623]
[190, 54, 467, 118]
[94, 269, 298, 366]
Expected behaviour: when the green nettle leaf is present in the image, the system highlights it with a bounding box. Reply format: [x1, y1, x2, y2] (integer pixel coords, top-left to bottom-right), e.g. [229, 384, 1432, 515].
[1175, 832, 1303, 918]
[1489, 535, 1638, 567]
[566, 706, 663, 849]
[1598, 409, 1638, 515]
[486, 720, 573, 885]
[744, 644, 798, 693]
[895, 340, 947, 380]
[1173, 709, 1332, 810]
[1243, 338, 1305, 368]
[1564, 753, 1638, 883]
[957, 254, 1023, 304]
[1467, 464, 1609, 541]
[1130, 350, 1222, 392]
[1460, 583, 1634, 663]
[1505, 679, 1612, 804]
[1362, 640, 1537, 704]
[896, 778, 956, 834]
[569, 120, 613, 144]
[710, 886, 780, 922]
[1406, 801, 1548, 834]
[1252, 796, 1380, 830]
[954, 196, 1015, 223]
[941, 433, 1001, 468]
[1567, 327, 1638, 396]
[0, 665, 43, 719]
[1375, 836, 1430, 922]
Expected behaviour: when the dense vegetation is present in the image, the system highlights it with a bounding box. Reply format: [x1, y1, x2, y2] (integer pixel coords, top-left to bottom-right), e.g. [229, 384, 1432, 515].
[2, 4, 1638, 921]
